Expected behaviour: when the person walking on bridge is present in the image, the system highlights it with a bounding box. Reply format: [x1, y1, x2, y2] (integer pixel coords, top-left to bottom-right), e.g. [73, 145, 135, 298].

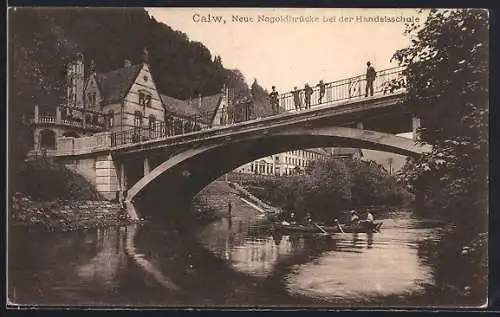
[365, 61, 376, 97]
[317, 80, 326, 104]
[292, 87, 302, 111]
[304, 83, 313, 109]
[269, 86, 279, 115]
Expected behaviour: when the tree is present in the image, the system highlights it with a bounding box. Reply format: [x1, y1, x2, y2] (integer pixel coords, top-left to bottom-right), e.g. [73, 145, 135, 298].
[250, 79, 272, 117]
[393, 9, 488, 231]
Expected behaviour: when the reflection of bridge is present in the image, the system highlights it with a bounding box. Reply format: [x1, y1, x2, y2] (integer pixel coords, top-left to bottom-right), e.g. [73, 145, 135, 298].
[50, 66, 429, 220]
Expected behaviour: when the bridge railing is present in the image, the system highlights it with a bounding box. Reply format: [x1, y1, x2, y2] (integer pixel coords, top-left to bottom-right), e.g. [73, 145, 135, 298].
[109, 66, 407, 148]
[278, 66, 406, 112]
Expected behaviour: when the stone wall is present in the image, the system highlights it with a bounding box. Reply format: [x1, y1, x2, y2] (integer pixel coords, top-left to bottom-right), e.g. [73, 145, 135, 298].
[64, 157, 97, 186]
[62, 154, 120, 200]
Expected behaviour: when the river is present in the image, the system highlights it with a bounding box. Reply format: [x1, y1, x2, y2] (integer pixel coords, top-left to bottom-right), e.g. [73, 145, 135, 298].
[8, 201, 473, 307]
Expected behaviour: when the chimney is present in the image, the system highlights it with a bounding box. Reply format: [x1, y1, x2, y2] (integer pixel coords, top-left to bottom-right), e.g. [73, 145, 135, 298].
[142, 48, 149, 64]
[89, 59, 96, 74]
[124, 59, 132, 68]
[76, 53, 84, 108]
[198, 93, 202, 109]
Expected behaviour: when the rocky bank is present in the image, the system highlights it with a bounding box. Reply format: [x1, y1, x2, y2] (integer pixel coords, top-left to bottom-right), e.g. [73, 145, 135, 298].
[10, 193, 133, 232]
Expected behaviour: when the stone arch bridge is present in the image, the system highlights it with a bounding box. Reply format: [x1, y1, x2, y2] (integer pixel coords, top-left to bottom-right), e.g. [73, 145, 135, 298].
[54, 91, 430, 220]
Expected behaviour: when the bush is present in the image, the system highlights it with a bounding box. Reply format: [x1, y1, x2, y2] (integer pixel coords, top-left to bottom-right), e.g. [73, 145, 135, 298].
[11, 158, 101, 201]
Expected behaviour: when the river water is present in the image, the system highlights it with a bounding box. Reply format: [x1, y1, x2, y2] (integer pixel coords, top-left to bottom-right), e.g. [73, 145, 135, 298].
[8, 203, 458, 307]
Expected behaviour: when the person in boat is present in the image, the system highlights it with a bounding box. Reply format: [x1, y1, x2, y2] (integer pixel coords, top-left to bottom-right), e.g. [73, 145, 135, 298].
[289, 212, 297, 225]
[350, 210, 360, 226]
[366, 211, 374, 224]
[305, 212, 313, 225]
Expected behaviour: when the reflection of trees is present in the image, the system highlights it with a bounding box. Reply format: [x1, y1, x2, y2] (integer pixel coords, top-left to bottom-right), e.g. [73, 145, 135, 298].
[415, 230, 487, 305]
[76, 227, 127, 289]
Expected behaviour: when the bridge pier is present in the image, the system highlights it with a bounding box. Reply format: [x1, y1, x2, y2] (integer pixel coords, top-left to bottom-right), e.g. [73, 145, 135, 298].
[143, 157, 150, 176]
[95, 154, 120, 200]
[119, 162, 127, 195]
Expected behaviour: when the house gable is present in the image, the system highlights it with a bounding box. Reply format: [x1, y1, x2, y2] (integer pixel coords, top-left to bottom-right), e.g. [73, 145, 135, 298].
[121, 63, 165, 128]
[83, 74, 102, 110]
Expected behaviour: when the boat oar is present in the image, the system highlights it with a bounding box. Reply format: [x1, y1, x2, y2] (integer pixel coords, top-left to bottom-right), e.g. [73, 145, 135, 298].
[314, 223, 329, 235]
[335, 219, 345, 233]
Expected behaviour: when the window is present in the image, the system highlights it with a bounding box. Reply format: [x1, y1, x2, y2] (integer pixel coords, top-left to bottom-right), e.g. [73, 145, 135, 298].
[40, 129, 56, 149]
[87, 92, 96, 107]
[149, 115, 156, 130]
[108, 110, 114, 128]
[139, 91, 152, 108]
[134, 111, 143, 128]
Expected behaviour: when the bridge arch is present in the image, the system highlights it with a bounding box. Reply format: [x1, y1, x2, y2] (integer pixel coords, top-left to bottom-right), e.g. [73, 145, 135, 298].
[125, 126, 430, 219]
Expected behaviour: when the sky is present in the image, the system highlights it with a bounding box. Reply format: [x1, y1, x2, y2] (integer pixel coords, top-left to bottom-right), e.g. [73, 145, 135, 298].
[146, 8, 426, 92]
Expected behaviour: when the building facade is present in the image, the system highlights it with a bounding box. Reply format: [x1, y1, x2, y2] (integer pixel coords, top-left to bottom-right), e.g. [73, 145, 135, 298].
[233, 148, 331, 176]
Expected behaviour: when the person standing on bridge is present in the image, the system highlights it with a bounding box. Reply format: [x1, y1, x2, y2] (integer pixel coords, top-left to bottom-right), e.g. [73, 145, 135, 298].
[269, 86, 279, 115]
[365, 61, 376, 97]
[317, 80, 326, 104]
[292, 87, 302, 111]
[227, 200, 232, 217]
[304, 83, 313, 109]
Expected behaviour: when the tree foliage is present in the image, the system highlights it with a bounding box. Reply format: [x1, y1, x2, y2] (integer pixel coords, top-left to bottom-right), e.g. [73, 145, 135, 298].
[243, 158, 410, 222]
[393, 9, 488, 230]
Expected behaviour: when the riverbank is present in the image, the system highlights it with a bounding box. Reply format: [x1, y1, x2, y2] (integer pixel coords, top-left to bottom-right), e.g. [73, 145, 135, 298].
[192, 180, 279, 220]
[10, 193, 134, 232]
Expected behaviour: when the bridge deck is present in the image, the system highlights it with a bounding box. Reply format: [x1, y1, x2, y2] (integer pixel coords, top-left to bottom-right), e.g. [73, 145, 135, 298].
[110, 91, 407, 156]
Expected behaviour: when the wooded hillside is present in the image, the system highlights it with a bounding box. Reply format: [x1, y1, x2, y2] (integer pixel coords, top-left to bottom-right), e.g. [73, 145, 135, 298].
[9, 7, 271, 168]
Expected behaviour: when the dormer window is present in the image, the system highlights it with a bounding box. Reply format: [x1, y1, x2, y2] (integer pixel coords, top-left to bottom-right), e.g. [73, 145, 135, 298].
[139, 90, 152, 108]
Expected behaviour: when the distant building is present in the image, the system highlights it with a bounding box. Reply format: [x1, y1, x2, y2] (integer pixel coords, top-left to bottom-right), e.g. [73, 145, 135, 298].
[234, 148, 329, 176]
[29, 50, 228, 156]
[327, 147, 363, 160]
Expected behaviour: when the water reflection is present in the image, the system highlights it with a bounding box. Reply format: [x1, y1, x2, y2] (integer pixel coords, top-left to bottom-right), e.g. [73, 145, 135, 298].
[76, 227, 126, 289]
[9, 209, 441, 306]
[124, 224, 181, 293]
[285, 231, 434, 301]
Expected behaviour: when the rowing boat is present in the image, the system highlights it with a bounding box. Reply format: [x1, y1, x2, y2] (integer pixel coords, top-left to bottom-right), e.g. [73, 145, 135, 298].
[272, 221, 383, 234]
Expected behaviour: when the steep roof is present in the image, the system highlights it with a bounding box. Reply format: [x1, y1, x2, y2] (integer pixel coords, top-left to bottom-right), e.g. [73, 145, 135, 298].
[191, 93, 223, 122]
[95, 64, 142, 104]
[160, 94, 204, 121]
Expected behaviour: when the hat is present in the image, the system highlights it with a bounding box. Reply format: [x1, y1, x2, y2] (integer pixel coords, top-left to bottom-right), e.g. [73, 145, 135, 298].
[272, 86, 276, 89]
[294, 86, 298, 90]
